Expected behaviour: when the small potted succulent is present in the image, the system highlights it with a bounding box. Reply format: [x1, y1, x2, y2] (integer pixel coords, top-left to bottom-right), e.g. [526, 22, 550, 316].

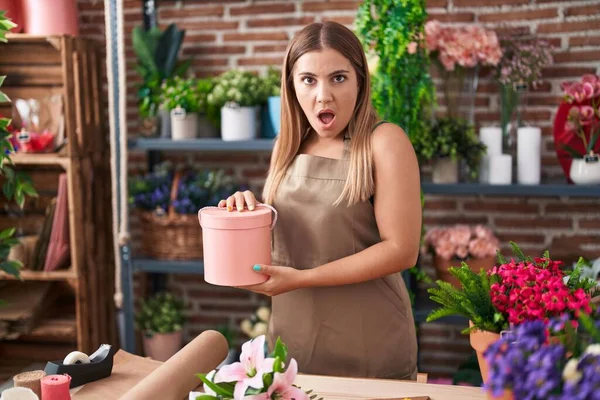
[135, 291, 186, 362]
[207, 69, 270, 141]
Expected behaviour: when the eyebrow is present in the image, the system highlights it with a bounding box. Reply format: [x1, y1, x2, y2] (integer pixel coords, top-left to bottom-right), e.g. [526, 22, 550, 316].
[297, 69, 350, 77]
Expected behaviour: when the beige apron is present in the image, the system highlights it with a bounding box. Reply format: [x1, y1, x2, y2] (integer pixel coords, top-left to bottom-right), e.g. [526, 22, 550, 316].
[268, 130, 418, 380]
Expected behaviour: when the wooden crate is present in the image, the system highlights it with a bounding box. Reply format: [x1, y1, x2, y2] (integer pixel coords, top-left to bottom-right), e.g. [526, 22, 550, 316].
[0, 34, 116, 360]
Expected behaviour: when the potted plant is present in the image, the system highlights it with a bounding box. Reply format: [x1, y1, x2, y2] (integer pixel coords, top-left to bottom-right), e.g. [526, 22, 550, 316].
[261, 67, 281, 139]
[135, 291, 186, 362]
[132, 23, 190, 137]
[412, 116, 486, 183]
[484, 311, 600, 400]
[554, 74, 600, 184]
[160, 77, 217, 140]
[427, 242, 597, 384]
[422, 224, 499, 288]
[208, 69, 270, 141]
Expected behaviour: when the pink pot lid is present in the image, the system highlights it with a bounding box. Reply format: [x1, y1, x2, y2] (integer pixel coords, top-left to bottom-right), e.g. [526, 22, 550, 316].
[198, 205, 273, 230]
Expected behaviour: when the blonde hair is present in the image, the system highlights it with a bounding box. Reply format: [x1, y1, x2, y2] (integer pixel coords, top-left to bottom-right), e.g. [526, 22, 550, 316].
[262, 22, 379, 207]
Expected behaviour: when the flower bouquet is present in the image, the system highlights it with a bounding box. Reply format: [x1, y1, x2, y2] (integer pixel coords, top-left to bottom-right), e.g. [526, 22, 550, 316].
[424, 20, 502, 123]
[195, 335, 317, 400]
[423, 224, 500, 287]
[484, 311, 600, 399]
[427, 242, 598, 383]
[553, 73, 600, 184]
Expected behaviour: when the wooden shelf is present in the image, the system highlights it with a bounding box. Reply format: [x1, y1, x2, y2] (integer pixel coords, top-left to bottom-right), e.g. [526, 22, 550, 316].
[0, 268, 77, 281]
[10, 152, 70, 170]
[19, 315, 77, 344]
[132, 258, 204, 274]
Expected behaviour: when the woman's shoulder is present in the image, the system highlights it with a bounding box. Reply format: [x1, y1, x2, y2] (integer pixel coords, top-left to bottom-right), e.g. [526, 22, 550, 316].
[371, 121, 414, 159]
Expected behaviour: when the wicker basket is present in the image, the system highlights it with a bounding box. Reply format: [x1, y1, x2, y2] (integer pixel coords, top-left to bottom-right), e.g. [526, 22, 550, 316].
[137, 171, 204, 260]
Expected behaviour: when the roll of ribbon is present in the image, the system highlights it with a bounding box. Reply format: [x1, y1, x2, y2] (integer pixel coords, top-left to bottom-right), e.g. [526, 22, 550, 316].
[63, 351, 90, 365]
[0, 387, 39, 400]
[13, 370, 46, 398]
[41, 374, 71, 400]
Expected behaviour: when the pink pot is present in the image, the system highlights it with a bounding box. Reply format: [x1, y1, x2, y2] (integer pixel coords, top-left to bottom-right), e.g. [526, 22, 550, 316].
[142, 330, 182, 362]
[0, 0, 24, 32]
[198, 204, 277, 287]
[22, 0, 79, 35]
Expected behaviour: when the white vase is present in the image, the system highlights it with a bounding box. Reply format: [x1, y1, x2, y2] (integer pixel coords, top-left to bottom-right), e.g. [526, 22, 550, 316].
[517, 126, 541, 185]
[570, 157, 600, 185]
[221, 104, 258, 141]
[432, 157, 458, 184]
[171, 107, 198, 141]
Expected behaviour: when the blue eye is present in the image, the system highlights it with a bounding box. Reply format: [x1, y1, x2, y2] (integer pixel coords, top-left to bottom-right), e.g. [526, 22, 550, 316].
[333, 75, 346, 83]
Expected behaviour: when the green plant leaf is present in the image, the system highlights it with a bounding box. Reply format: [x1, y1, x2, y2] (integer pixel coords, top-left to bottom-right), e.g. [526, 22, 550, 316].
[587, 128, 599, 153]
[0, 260, 22, 277]
[273, 336, 287, 364]
[194, 395, 220, 400]
[196, 374, 233, 397]
[0, 227, 15, 240]
[561, 143, 584, 158]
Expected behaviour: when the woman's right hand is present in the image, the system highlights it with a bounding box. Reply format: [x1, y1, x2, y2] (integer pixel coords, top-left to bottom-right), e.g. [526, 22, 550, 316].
[218, 190, 258, 212]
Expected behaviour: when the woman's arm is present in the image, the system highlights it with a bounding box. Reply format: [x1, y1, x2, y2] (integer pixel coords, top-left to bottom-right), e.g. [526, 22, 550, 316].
[300, 122, 422, 288]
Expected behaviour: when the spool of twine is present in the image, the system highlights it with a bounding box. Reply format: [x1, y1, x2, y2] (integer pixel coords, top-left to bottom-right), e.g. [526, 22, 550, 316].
[13, 370, 46, 398]
[41, 374, 72, 400]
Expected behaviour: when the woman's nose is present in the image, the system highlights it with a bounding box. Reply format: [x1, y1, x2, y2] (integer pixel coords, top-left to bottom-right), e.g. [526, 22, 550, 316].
[316, 84, 333, 104]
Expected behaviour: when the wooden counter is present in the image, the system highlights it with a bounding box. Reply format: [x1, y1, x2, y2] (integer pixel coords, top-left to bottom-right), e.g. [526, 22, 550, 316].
[294, 374, 486, 400]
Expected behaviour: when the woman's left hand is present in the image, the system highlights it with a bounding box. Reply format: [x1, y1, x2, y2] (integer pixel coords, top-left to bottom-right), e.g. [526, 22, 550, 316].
[237, 264, 307, 296]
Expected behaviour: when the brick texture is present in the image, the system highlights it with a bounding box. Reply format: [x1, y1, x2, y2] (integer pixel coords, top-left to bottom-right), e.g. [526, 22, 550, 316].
[76, 0, 600, 380]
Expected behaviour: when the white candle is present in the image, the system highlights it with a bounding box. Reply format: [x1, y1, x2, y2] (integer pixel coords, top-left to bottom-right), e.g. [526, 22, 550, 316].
[517, 126, 542, 185]
[479, 126, 503, 156]
[489, 154, 512, 185]
[479, 155, 490, 183]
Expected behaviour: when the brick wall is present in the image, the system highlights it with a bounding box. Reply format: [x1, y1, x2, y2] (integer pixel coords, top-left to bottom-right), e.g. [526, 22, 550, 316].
[77, 0, 600, 379]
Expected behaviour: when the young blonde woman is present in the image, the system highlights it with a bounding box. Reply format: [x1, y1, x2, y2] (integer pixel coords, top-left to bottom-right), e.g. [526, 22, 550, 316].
[218, 21, 421, 380]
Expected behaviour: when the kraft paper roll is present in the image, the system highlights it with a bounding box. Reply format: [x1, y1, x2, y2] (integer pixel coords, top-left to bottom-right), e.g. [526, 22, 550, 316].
[41, 374, 71, 400]
[0, 387, 39, 400]
[13, 370, 46, 398]
[120, 330, 228, 400]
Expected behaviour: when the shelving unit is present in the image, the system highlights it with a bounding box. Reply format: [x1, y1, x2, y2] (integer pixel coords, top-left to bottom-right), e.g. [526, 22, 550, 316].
[0, 34, 116, 365]
[119, 137, 600, 353]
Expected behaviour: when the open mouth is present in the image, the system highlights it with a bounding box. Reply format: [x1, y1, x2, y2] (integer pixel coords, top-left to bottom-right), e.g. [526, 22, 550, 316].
[317, 110, 336, 126]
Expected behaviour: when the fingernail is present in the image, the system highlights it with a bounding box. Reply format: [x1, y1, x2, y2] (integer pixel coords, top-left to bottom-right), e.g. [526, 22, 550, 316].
[237, 205, 243, 212]
[249, 205, 255, 211]
[227, 206, 232, 212]
[253, 265, 261, 271]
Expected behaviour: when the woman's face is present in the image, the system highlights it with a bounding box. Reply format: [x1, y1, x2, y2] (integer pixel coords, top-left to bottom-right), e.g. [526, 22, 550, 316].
[292, 48, 359, 139]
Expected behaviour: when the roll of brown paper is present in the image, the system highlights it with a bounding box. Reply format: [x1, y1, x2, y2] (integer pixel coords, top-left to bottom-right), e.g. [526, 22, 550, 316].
[13, 370, 46, 398]
[120, 330, 228, 400]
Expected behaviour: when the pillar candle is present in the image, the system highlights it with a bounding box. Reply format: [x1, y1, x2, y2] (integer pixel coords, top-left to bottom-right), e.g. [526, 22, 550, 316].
[517, 126, 542, 185]
[489, 154, 512, 185]
[479, 127, 503, 156]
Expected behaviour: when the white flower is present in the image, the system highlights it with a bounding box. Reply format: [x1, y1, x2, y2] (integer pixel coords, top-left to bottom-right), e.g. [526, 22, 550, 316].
[562, 358, 582, 384]
[240, 319, 253, 336]
[256, 306, 271, 322]
[202, 369, 218, 396]
[584, 344, 600, 356]
[253, 321, 268, 337]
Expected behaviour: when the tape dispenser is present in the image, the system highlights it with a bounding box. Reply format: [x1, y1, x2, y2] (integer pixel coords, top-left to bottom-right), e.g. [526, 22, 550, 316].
[44, 344, 116, 388]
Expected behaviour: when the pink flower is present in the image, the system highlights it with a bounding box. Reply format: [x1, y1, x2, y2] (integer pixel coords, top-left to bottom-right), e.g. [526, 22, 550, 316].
[579, 105, 595, 124]
[215, 335, 275, 399]
[449, 225, 471, 247]
[435, 240, 456, 260]
[244, 359, 309, 400]
[407, 41, 418, 54]
[474, 224, 493, 239]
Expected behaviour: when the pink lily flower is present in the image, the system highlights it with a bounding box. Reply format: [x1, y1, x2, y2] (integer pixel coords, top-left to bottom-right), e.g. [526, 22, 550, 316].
[244, 359, 309, 400]
[214, 335, 275, 399]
